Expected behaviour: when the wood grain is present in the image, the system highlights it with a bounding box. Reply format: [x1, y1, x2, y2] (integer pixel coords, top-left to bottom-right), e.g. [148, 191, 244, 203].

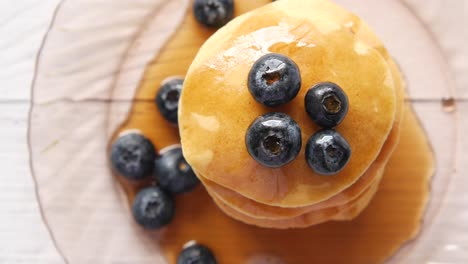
[0, 1, 64, 263]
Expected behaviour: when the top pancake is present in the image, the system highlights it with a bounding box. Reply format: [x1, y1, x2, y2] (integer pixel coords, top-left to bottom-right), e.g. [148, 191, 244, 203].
[179, 0, 397, 207]
[193, 26, 406, 219]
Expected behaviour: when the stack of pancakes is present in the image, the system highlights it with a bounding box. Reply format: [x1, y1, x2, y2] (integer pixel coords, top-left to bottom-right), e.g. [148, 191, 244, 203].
[179, 0, 404, 228]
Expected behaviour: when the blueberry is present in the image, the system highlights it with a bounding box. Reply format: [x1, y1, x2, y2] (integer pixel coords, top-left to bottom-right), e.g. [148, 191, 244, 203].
[131, 186, 175, 229]
[110, 132, 156, 181]
[246, 112, 302, 168]
[193, 0, 234, 28]
[248, 53, 301, 107]
[155, 78, 183, 125]
[177, 243, 217, 264]
[305, 129, 351, 175]
[154, 146, 199, 194]
[305, 82, 349, 128]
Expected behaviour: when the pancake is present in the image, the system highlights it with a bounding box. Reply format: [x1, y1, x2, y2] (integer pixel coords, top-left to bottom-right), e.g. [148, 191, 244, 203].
[196, 54, 405, 219]
[212, 177, 380, 229]
[201, 164, 383, 219]
[179, 0, 397, 207]
[200, 137, 385, 219]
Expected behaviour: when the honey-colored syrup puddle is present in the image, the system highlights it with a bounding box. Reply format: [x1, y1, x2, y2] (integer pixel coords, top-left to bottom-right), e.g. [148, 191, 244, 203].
[110, 2, 434, 263]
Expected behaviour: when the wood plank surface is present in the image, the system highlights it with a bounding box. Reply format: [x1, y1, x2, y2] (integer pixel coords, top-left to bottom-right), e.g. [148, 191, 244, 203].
[0, 1, 64, 263]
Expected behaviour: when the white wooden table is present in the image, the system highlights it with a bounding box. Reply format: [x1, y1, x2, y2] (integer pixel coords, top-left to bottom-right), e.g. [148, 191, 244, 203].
[0, 1, 63, 262]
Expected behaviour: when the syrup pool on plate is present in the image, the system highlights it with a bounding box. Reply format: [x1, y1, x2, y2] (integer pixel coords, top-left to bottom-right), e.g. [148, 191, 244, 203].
[109, 1, 434, 263]
[28, 0, 459, 263]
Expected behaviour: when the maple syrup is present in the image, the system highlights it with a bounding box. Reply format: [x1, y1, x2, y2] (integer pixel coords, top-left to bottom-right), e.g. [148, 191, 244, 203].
[109, 1, 434, 263]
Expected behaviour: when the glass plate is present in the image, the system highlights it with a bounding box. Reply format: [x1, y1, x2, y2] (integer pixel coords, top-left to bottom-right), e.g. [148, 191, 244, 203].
[29, 0, 467, 263]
